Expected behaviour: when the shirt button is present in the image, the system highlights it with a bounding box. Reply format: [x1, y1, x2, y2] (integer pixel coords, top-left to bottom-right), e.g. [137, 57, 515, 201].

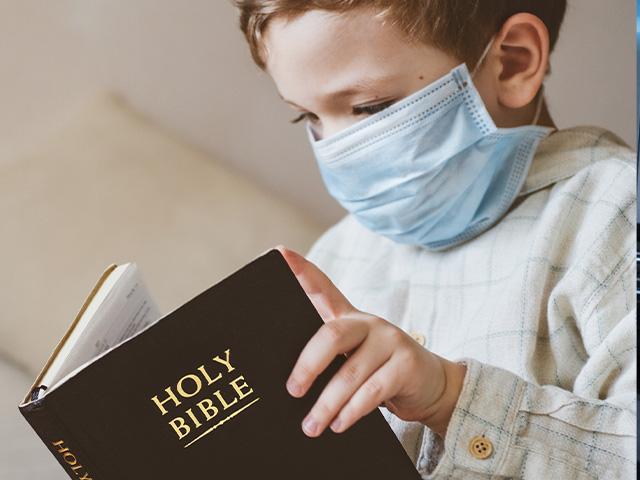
[409, 331, 425, 346]
[468, 435, 493, 459]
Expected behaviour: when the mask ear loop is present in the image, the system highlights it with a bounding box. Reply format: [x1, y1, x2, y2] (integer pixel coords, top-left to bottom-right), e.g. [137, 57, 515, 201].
[530, 85, 545, 126]
[471, 36, 495, 78]
[472, 35, 546, 127]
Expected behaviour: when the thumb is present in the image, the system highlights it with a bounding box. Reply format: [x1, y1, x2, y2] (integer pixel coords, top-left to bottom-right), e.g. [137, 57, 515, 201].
[275, 244, 354, 322]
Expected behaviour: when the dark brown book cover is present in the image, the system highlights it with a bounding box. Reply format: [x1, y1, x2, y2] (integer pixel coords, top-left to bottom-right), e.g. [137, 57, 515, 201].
[19, 249, 421, 479]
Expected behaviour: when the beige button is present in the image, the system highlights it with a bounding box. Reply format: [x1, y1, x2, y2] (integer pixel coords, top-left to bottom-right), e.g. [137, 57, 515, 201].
[409, 331, 425, 346]
[468, 435, 493, 459]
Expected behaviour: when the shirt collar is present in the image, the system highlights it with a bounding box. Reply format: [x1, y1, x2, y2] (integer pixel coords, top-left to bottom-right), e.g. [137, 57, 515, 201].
[519, 126, 633, 196]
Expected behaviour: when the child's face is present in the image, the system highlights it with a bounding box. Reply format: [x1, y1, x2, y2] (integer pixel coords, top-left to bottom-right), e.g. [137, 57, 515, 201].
[263, 8, 490, 140]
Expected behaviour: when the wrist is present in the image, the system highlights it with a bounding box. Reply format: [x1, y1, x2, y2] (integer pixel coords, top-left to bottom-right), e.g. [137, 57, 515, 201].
[420, 358, 467, 439]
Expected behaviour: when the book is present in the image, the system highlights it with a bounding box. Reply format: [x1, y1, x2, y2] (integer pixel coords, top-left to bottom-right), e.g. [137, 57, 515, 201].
[19, 248, 422, 479]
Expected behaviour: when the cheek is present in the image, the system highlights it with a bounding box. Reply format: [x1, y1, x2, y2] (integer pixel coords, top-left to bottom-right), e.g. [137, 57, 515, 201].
[319, 117, 367, 139]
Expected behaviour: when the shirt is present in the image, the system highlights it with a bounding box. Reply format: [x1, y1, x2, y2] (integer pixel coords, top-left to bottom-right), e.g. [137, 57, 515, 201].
[304, 126, 637, 479]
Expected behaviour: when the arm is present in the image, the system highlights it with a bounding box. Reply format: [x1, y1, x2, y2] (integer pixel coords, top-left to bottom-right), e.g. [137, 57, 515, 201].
[277, 243, 636, 479]
[420, 319, 636, 478]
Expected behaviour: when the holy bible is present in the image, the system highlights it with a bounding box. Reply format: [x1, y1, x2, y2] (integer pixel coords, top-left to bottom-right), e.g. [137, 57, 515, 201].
[18, 248, 421, 479]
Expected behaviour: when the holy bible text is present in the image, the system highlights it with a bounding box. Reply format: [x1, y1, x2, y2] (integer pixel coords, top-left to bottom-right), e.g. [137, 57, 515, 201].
[150, 348, 260, 447]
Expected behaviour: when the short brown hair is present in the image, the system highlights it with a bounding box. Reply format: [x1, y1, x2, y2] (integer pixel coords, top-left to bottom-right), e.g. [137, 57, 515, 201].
[234, 0, 567, 70]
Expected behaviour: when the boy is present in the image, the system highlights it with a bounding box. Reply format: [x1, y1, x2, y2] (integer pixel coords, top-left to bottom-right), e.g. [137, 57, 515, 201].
[234, 1, 636, 478]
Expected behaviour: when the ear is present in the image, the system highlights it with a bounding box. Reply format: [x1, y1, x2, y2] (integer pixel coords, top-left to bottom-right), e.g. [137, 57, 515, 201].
[490, 13, 550, 110]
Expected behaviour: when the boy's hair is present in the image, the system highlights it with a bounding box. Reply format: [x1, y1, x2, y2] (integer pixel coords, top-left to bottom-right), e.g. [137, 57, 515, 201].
[234, 0, 567, 70]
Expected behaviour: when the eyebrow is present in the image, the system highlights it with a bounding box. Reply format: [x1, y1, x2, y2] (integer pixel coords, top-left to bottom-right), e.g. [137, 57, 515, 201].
[279, 74, 396, 109]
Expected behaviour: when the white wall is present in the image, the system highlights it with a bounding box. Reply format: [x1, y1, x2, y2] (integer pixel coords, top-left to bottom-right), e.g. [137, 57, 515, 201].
[545, 1, 636, 149]
[0, 0, 635, 227]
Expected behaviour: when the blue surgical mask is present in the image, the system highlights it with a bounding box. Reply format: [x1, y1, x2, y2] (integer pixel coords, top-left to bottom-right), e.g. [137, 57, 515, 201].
[305, 44, 553, 251]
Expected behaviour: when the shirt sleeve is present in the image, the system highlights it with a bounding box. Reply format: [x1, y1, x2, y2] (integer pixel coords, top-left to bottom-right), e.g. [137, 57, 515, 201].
[418, 246, 637, 474]
[417, 308, 636, 479]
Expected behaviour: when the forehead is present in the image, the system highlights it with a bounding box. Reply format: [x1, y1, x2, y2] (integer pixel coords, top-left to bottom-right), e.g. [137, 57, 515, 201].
[262, 8, 431, 103]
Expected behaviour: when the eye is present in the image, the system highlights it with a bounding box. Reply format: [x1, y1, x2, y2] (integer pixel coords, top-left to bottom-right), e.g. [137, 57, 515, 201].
[352, 100, 396, 116]
[290, 112, 319, 124]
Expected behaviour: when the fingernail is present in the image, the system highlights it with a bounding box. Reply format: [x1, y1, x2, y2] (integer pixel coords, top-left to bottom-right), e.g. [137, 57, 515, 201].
[287, 379, 302, 397]
[302, 416, 318, 436]
[330, 418, 341, 432]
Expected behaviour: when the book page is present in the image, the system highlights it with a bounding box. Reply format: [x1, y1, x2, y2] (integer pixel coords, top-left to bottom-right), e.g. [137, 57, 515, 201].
[41, 263, 161, 391]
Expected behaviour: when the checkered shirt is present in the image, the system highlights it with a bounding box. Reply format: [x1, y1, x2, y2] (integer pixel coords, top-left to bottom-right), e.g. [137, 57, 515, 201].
[305, 126, 637, 479]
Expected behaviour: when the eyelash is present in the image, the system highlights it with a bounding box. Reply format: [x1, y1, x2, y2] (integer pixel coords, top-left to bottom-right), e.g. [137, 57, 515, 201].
[289, 112, 314, 124]
[289, 100, 396, 124]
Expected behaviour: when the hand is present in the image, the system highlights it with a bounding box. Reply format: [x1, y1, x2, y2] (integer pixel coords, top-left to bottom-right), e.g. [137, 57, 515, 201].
[275, 245, 467, 439]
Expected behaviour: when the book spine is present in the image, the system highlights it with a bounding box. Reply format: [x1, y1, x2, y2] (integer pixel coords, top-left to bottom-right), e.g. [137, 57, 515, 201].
[19, 398, 101, 480]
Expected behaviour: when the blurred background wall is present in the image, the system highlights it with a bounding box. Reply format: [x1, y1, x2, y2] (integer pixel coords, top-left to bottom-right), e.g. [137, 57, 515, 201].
[0, 0, 636, 228]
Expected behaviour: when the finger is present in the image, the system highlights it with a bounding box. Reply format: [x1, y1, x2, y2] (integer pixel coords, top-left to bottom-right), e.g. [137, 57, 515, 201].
[287, 318, 369, 398]
[300, 334, 392, 437]
[275, 244, 354, 321]
[329, 357, 401, 434]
